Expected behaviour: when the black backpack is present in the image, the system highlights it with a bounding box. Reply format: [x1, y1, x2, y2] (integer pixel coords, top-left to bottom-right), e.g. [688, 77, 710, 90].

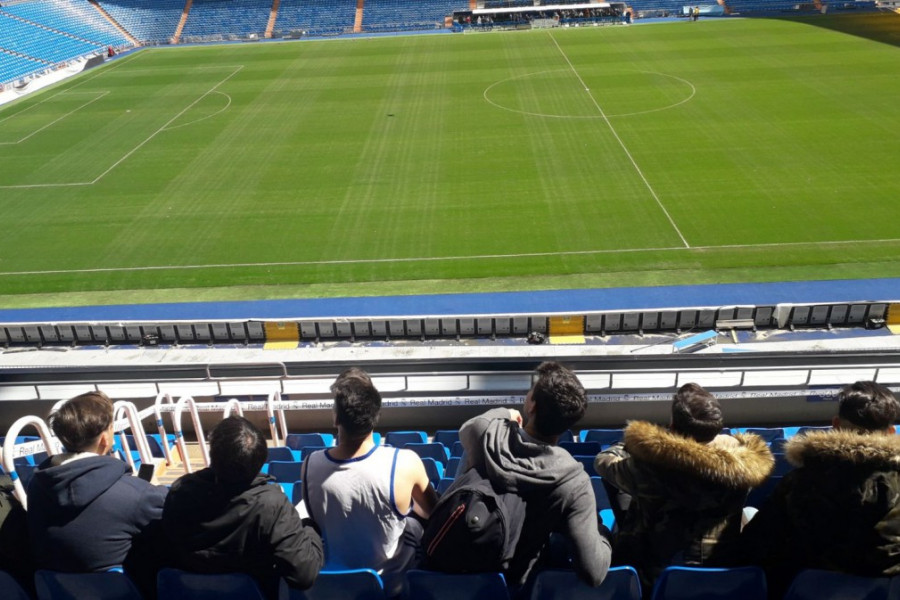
[421, 466, 526, 573]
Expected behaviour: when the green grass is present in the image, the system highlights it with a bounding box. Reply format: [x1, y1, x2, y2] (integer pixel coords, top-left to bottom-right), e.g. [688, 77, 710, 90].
[2, 14, 900, 308]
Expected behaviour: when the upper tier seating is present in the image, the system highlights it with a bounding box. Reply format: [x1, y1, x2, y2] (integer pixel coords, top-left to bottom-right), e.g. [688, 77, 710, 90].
[1, 0, 130, 48]
[272, 0, 356, 37]
[181, 0, 271, 40]
[96, 0, 183, 44]
[0, 13, 102, 64]
[361, 0, 463, 33]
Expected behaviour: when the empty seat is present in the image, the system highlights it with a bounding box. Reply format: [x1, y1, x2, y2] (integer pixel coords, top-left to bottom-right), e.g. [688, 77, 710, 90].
[650, 566, 767, 600]
[783, 568, 893, 600]
[157, 568, 267, 600]
[35, 569, 143, 600]
[289, 568, 385, 599]
[559, 441, 602, 456]
[384, 431, 427, 446]
[267, 446, 299, 463]
[420, 457, 444, 486]
[405, 570, 508, 600]
[739, 428, 786, 444]
[436, 477, 455, 495]
[580, 429, 624, 448]
[572, 455, 596, 475]
[267, 460, 304, 483]
[449, 441, 464, 458]
[529, 567, 641, 600]
[404, 442, 449, 466]
[433, 430, 460, 447]
[445, 456, 462, 479]
[286, 433, 334, 450]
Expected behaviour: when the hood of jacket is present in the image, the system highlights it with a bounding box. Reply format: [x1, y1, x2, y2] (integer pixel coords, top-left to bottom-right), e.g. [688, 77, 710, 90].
[623, 421, 773, 489]
[480, 417, 585, 494]
[785, 429, 900, 471]
[29, 454, 130, 509]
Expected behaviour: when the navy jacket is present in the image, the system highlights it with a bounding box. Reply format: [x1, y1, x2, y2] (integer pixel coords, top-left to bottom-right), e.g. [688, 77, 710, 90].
[26, 454, 167, 572]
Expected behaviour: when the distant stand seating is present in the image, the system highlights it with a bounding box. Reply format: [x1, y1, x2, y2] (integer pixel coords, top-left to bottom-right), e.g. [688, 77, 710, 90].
[2, 0, 131, 49]
[273, 0, 357, 37]
[360, 0, 464, 33]
[181, 0, 272, 42]
[97, 0, 184, 44]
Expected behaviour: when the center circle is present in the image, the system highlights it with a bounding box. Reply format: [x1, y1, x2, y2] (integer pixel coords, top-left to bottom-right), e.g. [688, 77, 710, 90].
[483, 69, 696, 119]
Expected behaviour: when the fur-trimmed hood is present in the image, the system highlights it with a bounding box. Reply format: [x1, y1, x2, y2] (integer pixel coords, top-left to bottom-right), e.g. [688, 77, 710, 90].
[785, 429, 900, 470]
[623, 421, 773, 489]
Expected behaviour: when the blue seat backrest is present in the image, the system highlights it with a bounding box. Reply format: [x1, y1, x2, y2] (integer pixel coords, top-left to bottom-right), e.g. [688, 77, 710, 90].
[268, 460, 304, 482]
[157, 568, 266, 600]
[405, 570, 509, 600]
[529, 567, 641, 600]
[384, 431, 427, 446]
[35, 569, 143, 600]
[783, 568, 892, 600]
[580, 429, 624, 447]
[433, 430, 460, 447]
[403, 442, 449, 466]
[289, 568, 385, 600]
[267, 446, 297, 463]
[558, 441, 602, 456]
[651, 566, 767, 600]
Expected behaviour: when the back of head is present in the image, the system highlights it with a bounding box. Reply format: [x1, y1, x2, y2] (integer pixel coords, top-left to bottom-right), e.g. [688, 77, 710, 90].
[331, 367, 382, 438]
[529, 361, 587, 437]
[837, 381, 898, 433]
[208, 416, 267, 485]
[49, 391, 114, 453]
[670, 383, 723, 443]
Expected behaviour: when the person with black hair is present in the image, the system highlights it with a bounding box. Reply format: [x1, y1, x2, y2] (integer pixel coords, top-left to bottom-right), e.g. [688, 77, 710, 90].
[302, 368, 437, 596]
[741, 381, 900, 598]
[594, 383, 773, 596]
[443, 361, 611, 590]
[162, 416, 323, 599]
[27, 391, 168, 595]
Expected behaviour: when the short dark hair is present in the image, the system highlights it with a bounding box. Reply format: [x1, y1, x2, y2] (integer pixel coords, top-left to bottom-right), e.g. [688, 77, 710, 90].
[670, 383, 723, 443]
[837, 381, 898, 432]
[208, 416, 268, 484]
[49, 391, 114, 453]
[530, 362, 587, 437]
[331, 368, 382, 438]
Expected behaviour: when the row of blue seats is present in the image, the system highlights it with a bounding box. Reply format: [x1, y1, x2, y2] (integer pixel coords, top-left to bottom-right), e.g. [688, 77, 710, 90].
[1, 0, 129, 48]
[6, 564, 900, 600]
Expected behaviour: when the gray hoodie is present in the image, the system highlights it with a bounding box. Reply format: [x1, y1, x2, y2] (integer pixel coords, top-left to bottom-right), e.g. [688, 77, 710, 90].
[460, 408, 611, 587]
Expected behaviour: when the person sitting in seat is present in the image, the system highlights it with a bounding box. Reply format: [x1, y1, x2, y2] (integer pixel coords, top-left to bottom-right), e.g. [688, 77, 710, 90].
[162, 416, 324, 599]
[741, 381, 900, 598]
[27, 391, 168, 595]
[594, 383, 773, 597]
[301, 368, 437, 596]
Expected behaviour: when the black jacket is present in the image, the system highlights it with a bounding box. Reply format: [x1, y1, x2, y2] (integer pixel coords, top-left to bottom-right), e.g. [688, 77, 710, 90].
[162, 468, 324, 599]
[741, 429, 900, 598]
[27, 454, 167, 573]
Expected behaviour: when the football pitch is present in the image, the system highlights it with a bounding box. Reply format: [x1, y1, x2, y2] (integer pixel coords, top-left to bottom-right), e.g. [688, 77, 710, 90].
[1, 14, 899, 308]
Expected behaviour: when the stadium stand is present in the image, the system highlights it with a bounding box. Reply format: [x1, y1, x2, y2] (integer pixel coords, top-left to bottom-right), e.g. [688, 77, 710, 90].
[1, 0, 131, 48]
[361, 0, 461, 33]
[272, 0, 357, 37]
[96, 0, 184, 44]
[180, 0, 272, 42]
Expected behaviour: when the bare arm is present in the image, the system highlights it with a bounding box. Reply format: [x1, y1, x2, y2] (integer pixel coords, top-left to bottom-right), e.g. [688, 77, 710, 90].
[395, 450, 438, 518]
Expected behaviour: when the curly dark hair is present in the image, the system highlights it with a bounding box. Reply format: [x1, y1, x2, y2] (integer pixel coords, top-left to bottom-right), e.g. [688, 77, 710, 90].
[208, 416, 268, 484]
[670, 383, 723, 443]
[530, 361, 587, 437]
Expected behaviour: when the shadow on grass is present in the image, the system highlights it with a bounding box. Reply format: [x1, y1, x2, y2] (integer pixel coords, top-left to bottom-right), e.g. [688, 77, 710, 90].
[771, 10, 900, 49]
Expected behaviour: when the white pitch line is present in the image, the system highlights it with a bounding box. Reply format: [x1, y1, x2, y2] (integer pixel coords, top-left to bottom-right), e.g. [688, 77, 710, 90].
[547, 32, 691, 249]
[1, 237, 899, 278]
[0, 91, 109, 146]
[0, 65, 243, 190]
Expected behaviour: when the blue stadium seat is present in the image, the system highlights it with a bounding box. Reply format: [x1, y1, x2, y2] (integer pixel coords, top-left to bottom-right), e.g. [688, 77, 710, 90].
[404, 442, 449, 466]
[384, 431, 427, 446]
[445, 456, 462, 479]
[650, 566, 767, 600]
[436, 477, 455, 495]
[35, 569, 143, 600]
[739, 428, 786, 444]
[405, 570, 508, 600]
[292, 480, 304, 505]
[286, 433, 334, 451]
[449, 441, 464, 458]
[783, 569, 893, 600]
[289, 568, 385, 599]
[420, 457, 444, 486]
[572, 455, 596, 475]
[157, 568, 267, 600]
[0, 570, 31, 600]
[745, 475, 782, 509]
[433, 430, 460, 447]
[559, 441, 602, 457]
[267, 460, 304, 483]
[298, 446, 328, 461]
[529, 567, 641, 600]
[267, 446, 299, 463]
[580, 429, 624, 448]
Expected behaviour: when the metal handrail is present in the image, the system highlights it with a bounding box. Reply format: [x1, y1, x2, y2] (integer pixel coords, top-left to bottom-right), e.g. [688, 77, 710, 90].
[112, 401, 154, 475]
[1, 416, 60, 509]
[171, 396, 210, 474]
